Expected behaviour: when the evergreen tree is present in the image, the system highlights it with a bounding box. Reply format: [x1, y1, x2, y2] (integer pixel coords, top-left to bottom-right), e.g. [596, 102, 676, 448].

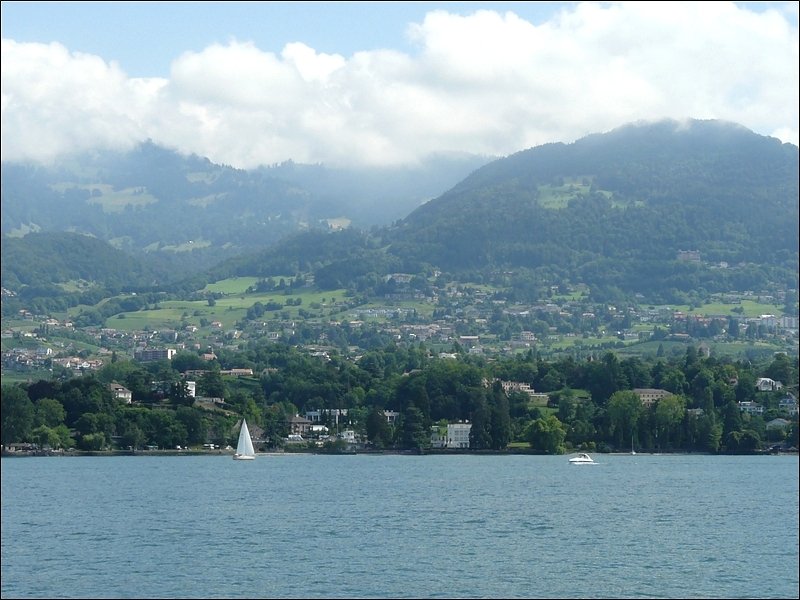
[399, 405, 429, 451]
[199, 366, 226, 398]
[489, 381, 511, 450]
[366, 406, 392, 448]
[1, 385, 35, 445]
[468, 397, 492, 450]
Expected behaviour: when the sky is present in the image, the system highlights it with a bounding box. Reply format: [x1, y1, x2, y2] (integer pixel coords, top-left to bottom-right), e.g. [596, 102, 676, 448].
[1, 1, 798, 169]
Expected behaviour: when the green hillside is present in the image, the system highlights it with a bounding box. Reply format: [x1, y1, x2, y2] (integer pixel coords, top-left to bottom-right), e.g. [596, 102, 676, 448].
[2, 119, 797, 312]
[385, 119, 798, 301]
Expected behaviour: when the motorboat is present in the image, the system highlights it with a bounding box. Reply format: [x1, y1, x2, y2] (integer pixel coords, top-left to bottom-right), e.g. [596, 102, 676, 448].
[568, 452, 595, 465]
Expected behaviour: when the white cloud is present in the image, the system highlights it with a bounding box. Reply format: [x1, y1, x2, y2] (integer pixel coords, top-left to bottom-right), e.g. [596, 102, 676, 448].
[0, 39, 165, 163]
[2, 2, 797, 168]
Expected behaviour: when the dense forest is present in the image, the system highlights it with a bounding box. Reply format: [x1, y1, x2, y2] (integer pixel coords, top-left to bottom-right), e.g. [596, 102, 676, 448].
[0, 231, 171, 291]
[386, 119, 798, 298]
[2, 341, 797, 455]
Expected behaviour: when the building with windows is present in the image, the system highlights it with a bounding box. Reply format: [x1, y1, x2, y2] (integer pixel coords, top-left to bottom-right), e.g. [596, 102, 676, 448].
[778, 395, 798, 416]
[431, 422, 472, 449]
[133, 348, 176, 362]
[495, 380, 550, 404]
[109, 382, 132, 404]
[633, 388, 672, 408]
[738, 401, 764, 415]
[755, 377, 783, 392]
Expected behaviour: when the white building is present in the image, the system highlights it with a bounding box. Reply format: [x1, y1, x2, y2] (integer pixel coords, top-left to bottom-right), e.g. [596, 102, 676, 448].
[738, 401, 764, 415]
[109, 382, 133, 404]
[498, 380, 550, 404]
[431, 422, 472, 449]
[338, 430, 357, 443]
[778, 396, 798, 416]
[755, 378, 783, 392]
[305, 409, 348, 424]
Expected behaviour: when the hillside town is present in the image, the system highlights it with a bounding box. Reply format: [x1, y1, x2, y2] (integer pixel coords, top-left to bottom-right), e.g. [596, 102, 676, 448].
[3, 281, 796, 379]
[3, 279, 797, 455]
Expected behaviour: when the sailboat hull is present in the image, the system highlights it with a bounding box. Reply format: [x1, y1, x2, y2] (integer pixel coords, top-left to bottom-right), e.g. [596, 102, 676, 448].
[233, 454, 255, 460]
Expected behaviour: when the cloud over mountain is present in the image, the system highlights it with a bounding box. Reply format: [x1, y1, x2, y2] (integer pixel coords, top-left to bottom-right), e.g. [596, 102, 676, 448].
[2, 2, 797, 168]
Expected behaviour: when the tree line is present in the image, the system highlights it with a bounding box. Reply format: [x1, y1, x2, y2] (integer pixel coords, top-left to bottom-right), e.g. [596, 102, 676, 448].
[2, 341, 798, 454]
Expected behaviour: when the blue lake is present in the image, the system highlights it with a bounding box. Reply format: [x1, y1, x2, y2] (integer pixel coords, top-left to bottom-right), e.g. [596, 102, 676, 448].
[2, 453, 798, 599]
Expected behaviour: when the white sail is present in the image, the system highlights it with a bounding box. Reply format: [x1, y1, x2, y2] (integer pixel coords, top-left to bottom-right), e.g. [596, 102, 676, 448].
[233, 418, 256, 460]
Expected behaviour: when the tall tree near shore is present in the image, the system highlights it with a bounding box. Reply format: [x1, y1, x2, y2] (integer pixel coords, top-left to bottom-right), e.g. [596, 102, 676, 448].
[607, 390, 643, 450]
[1, 385, 34, 445]
[489, 381, 511, 450]
[526, 415, 566, 454]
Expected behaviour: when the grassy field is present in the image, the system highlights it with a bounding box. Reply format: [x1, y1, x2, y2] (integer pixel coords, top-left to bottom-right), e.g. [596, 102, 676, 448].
[203, 277, 262, 294]
[703, 340, 787, 358]
[649, 299, 783, 318]
[49, 183, 159, 212]
[100, 284, 354, 331]
[536, 178, 615, 210]
[536, 183, 586, 209]
[1, 338, 37, 353]
[108, 304, 219, 331]
[698, 300, 783, 318]
[614, 338, 786, 360]
[550, 288, 591, 302]
[547, 333, 623, 350]
[614, 339, 696, 358]
[1, 369, 54, 386]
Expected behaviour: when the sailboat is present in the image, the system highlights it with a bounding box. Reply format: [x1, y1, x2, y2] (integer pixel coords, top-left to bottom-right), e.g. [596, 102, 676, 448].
[233, 418, 256, 460]
[631, 433, 637, 455]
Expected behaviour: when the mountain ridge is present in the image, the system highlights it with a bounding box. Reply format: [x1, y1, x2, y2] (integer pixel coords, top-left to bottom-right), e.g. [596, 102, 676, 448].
[387, 118, 798, 279]
[2, 118, 797, 307]
[0, 141, 492, 274]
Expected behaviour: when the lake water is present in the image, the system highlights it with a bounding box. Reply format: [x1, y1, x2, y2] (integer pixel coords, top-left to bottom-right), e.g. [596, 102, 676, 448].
[2, 453, 798, 599]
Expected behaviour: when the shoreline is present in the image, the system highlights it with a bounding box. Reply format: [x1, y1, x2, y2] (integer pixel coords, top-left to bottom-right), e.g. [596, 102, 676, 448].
[2, 447, 796, 458]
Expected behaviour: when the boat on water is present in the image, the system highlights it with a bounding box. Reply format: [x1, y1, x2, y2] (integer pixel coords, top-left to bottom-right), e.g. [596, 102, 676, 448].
[233, 418, 256, 460]
[568, 452, 596, 465]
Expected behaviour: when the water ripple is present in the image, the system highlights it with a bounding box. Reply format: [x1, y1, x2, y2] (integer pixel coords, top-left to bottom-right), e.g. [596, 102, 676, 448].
[2, 454, 798, 599]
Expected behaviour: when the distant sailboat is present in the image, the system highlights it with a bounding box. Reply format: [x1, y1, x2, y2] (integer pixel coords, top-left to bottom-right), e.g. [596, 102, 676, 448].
[233, 418, 256, 460]
[631, 433, 637, 455]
